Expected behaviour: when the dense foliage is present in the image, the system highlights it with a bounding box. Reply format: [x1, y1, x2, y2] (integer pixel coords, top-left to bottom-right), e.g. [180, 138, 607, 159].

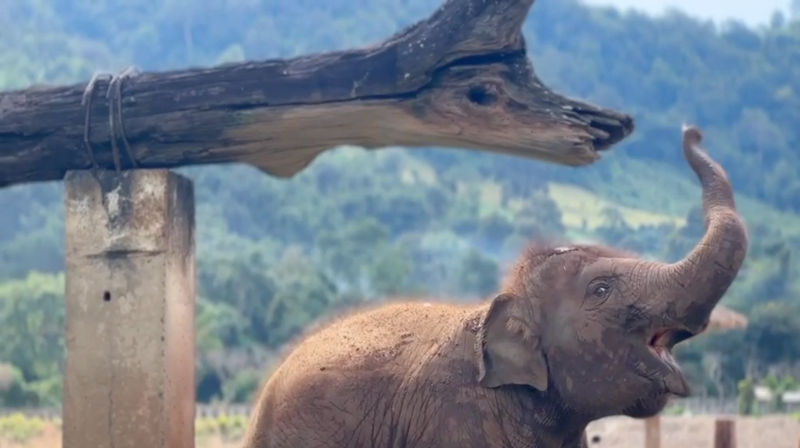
[2, 0, 800, 407]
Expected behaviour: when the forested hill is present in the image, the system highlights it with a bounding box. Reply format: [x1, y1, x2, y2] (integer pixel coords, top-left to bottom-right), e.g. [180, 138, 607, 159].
[2, 0, 800, 406]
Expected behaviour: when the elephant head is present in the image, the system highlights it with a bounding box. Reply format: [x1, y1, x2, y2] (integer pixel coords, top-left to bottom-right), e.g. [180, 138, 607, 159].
[475, 125, 748, 420]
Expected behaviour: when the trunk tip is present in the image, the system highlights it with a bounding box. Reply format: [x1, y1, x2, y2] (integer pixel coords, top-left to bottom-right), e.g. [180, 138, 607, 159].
[681, 123, 703, 147]
[680, 122, 730, 188]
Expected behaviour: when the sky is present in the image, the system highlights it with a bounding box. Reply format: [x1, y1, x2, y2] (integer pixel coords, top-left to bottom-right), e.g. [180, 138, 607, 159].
[582, 0, 791, 27]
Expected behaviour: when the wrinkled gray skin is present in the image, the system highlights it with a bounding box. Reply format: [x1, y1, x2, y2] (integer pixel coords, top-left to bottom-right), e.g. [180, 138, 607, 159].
[243, 125, 748, 448]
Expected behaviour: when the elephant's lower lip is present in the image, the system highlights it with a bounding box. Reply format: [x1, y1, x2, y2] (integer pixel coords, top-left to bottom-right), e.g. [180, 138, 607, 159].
[665, 370, 691, 397]
[648, 345, 678, 369]
[647, 345, 690, 397]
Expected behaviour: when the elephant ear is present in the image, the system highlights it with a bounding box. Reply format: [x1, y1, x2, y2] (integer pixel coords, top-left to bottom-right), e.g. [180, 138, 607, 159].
[476, 292, 548, 391]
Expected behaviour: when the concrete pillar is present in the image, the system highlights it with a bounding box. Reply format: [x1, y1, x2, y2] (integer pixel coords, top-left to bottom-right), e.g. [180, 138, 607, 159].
[63, 170, 196, 448]
[644, 416, 660, 448]
[714, 418, 737, 448]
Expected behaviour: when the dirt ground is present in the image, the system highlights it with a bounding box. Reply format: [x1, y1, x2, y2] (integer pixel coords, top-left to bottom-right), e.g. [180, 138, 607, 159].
[586, 415, 800, 448]
[7, 415, 799, 448]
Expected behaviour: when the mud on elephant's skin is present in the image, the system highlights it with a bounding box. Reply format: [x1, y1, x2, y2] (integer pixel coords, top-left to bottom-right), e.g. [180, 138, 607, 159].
[242, 125, 748, 448]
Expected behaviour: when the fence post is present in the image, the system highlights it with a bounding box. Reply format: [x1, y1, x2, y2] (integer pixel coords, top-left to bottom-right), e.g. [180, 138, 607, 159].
[644, 416, 661, 448]
[62, 170, 196, 448]
[713, 418, 736, 448]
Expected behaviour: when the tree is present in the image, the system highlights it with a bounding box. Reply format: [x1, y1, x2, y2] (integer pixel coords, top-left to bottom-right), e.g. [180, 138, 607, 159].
[737, 378, 756, 415]
[477, 213, 515, 251]
[456, 250, 500, 298]
[195, 297, 249, 352]
[595, 207, 634, 247]
[198, 254, 279, 343]
[744, 301, 800, 370]
[265, 247, 341, 347]
[0, 273, 65, 406]
[316, 217, 392, 291]
[0, 273, 64, 383]
[512, 191, 565, 241]
[368, 245, 414, 297]
[762, 373, 798, 412]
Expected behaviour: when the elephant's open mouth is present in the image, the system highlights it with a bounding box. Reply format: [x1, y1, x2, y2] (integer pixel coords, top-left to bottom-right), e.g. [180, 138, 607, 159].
[645, 328, 692, 397]
[647, 330, 680, 370]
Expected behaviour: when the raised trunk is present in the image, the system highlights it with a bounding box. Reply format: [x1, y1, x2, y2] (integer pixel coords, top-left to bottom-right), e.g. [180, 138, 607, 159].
[666, 125, 748, 333]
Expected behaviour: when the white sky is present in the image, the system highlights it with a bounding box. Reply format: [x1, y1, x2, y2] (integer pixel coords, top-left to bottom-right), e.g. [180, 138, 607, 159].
[581, 0, 791, 27]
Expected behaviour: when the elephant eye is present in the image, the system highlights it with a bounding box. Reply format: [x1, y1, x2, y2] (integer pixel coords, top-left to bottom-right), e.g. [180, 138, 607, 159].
[589, 282, 612, 298]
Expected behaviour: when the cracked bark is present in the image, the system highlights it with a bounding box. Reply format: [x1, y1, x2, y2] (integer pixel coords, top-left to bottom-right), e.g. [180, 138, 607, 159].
[0, 0, 634, 189]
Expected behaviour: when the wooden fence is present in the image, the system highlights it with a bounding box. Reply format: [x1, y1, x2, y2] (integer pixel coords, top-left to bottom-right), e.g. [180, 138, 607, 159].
[670, 396, 800, 414]
[637, 416, 799, 448]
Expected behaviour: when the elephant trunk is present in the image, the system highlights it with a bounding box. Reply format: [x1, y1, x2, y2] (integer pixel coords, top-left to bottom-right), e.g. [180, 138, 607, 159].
[663, 125, 748, 333]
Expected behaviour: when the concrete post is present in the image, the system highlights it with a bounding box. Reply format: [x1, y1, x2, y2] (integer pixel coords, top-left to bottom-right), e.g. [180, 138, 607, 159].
[63, 170, 196, 448]
[714, 419, 737, 448]
[644, 416, 660, 448]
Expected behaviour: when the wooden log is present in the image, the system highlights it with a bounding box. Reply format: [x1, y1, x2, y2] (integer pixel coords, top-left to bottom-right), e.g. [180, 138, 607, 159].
[713, 418, 737, 448]
[0, 0, 634, 189]
[644, 416, 661, 448]
[62, 169, 196, 448]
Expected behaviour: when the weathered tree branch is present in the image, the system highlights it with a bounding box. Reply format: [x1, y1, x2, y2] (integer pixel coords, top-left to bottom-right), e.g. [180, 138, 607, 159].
[0, 0, 634, 189]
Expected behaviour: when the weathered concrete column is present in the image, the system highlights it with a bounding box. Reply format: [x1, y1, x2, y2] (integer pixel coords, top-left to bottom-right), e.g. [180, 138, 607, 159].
[63, 170, 196, 448]
[644, 416, 661, 448]
[713, 419, 737, 448]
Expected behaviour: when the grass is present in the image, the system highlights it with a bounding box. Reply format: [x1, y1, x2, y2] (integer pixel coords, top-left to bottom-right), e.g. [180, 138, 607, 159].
[0, 413, 51, 448]
[196, 414, 249, 448]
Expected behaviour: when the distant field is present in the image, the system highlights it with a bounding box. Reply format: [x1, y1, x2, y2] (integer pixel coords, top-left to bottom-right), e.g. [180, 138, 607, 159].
[350, 146, 800, 237]
[396, 149, 800, 238]
[546, 182, 686, 230]
[556, 155, 800, 236]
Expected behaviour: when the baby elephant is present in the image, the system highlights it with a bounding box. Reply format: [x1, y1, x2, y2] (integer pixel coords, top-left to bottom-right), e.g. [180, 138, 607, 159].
[243, 125, 748, 448]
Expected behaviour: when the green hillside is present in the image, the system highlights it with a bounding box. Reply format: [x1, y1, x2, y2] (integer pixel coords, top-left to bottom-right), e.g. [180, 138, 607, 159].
[2, 0, 800, 407]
